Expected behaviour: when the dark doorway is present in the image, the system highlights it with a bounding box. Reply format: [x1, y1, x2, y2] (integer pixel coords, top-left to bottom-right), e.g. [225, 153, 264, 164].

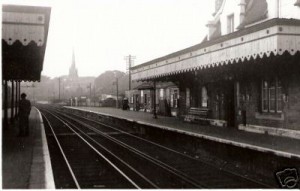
[224, 81, 235, 127]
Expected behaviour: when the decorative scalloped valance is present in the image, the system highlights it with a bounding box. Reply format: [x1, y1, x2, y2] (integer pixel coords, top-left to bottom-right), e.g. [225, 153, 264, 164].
[2, 11, 46, 46]
[2, 5, 51, 81]
[132, 20, 300, 81]
[2, 24, 45, 46]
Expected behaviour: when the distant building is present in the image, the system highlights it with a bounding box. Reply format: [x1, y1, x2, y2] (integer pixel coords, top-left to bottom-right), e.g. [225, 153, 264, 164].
[60, 50, 95, 100]
[20, 50, 95, 103]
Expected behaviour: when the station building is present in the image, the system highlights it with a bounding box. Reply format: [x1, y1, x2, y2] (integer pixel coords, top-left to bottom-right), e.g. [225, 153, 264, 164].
[130, 0, 300, 131]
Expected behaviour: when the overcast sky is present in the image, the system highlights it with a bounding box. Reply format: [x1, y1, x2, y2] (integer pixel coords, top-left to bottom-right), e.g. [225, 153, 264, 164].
[3, 0, 214, 78]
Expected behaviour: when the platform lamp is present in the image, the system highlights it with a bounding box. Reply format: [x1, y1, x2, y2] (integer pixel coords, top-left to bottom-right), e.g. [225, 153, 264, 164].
[113, 72, 119, 109]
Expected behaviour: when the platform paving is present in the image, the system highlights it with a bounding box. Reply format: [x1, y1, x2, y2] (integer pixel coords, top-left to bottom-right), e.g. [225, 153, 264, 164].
[68, 106, 300, 159]
[2, 107, 54, 189]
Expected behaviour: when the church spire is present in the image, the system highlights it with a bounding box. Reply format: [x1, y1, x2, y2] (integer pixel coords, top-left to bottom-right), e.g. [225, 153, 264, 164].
[72, 49, 76, 67]
[69, 49, 78, 79]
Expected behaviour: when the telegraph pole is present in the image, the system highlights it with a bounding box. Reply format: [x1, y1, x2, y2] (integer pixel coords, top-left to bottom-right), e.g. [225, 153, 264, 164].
[116, 78, 119, 108]
[93, 85, 96, 107]
[58, 77, 61, 100]
[89, 83, 92, 99]
[89, 83, 92, 106]
[124, 54, 136, 90]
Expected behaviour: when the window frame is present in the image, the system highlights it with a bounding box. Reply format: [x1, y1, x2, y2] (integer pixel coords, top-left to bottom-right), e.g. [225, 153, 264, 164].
[261, 78, 282, 113]
[171, 89, 179, 108]
[159, 88, 164, 100]
[201, 86, 208, 108]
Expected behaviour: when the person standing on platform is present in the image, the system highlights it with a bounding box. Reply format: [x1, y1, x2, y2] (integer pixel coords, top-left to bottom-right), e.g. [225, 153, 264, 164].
[18, 93, 31, 137]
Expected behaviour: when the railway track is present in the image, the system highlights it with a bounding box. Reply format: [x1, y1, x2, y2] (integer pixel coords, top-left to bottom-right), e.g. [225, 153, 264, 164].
[38, 105, 272, 188]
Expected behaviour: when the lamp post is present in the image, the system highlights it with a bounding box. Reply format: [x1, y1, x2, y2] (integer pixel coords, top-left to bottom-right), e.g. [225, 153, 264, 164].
[58, 77, 61, 101]
[113, 72, 119, 109]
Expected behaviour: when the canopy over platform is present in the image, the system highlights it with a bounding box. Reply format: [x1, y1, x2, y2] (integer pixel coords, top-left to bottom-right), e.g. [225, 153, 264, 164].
[131, 18, 300, 81]
[2, 4, 51, 81]
[134, 81, 178, 90]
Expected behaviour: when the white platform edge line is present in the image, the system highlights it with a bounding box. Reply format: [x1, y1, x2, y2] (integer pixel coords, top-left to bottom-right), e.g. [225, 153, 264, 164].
[36, 107, 56, 189]
[65, 107, 300, 160]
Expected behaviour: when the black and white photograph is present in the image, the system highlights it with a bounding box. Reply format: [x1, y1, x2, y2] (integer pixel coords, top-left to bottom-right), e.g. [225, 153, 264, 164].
[2, 0, 300, 189]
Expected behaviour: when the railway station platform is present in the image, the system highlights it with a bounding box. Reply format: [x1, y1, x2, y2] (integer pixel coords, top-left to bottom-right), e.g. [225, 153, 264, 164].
[67, 106, 300, 160]
[2, 107, 55, 189]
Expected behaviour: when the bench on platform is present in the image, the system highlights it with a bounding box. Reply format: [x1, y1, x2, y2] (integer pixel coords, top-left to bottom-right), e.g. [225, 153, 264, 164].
[184, 107, 210, 124]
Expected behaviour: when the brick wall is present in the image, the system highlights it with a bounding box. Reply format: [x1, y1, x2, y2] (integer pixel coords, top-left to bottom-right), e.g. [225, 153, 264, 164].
[239, 74, 300, 131]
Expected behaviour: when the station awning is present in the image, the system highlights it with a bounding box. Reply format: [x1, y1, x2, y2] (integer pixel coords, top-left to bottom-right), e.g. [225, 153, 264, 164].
[131, 18, 300, 81]
[134, 82, 177, 90]
[2, 5, 51, 81]
[134, 82, 154, 90]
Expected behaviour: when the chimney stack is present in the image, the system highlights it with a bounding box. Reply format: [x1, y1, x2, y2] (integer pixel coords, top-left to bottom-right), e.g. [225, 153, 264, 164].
[239, 0, 246, 24]
[215, 0, 224, 13]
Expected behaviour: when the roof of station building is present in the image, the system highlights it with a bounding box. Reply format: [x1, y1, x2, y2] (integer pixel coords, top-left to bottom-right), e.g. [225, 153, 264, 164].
[131, 18, 300, 70]
[238, 0, 268, 29]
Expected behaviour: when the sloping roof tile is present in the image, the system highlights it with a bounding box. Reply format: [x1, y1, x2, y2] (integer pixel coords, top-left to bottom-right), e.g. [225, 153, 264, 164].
[238, 0, 268, 29]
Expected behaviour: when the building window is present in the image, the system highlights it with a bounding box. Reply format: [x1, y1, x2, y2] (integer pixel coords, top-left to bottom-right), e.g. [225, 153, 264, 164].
[142, 94, 148, 106]
[227, 14, 234, 33]
[130, 96, 134, 104]
[171, 89, 179, 108]
[201, 86, 208, 107]
[262, 79, 282, 113]
[186, 88, 190, 108]
[159, 89, 164, 100]
[140, 90, 144, 104]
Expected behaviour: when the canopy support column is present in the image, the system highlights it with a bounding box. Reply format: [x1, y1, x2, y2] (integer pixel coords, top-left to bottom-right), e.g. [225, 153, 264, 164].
[10, 81, 14, 123]
[234, 81, 240, 128]
[18, 82, 20, 115]
[15, 81, 18, 118]
[153, 81, 157, 119]
[3, 80, 8, 129]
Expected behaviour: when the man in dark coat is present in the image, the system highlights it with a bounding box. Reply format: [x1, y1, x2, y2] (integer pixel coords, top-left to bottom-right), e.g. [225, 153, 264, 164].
[18, 93, 31, 136]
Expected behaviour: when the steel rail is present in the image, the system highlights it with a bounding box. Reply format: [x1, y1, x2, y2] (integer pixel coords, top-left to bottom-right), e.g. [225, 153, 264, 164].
[57, 116, 159, 187]
[43, 106, 272, 188]
[53, 109, 204, 188]
[42, 109, 141, 189]
[64, 109, 272, 188]
[42, 113, 81, 189]
[44, 109, 159, 188]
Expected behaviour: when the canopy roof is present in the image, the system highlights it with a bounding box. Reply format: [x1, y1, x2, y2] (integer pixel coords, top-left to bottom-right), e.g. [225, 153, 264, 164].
[131, 18, 300, 81]
[134, 81, 177, 90]
[2, 4, 51, 81]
